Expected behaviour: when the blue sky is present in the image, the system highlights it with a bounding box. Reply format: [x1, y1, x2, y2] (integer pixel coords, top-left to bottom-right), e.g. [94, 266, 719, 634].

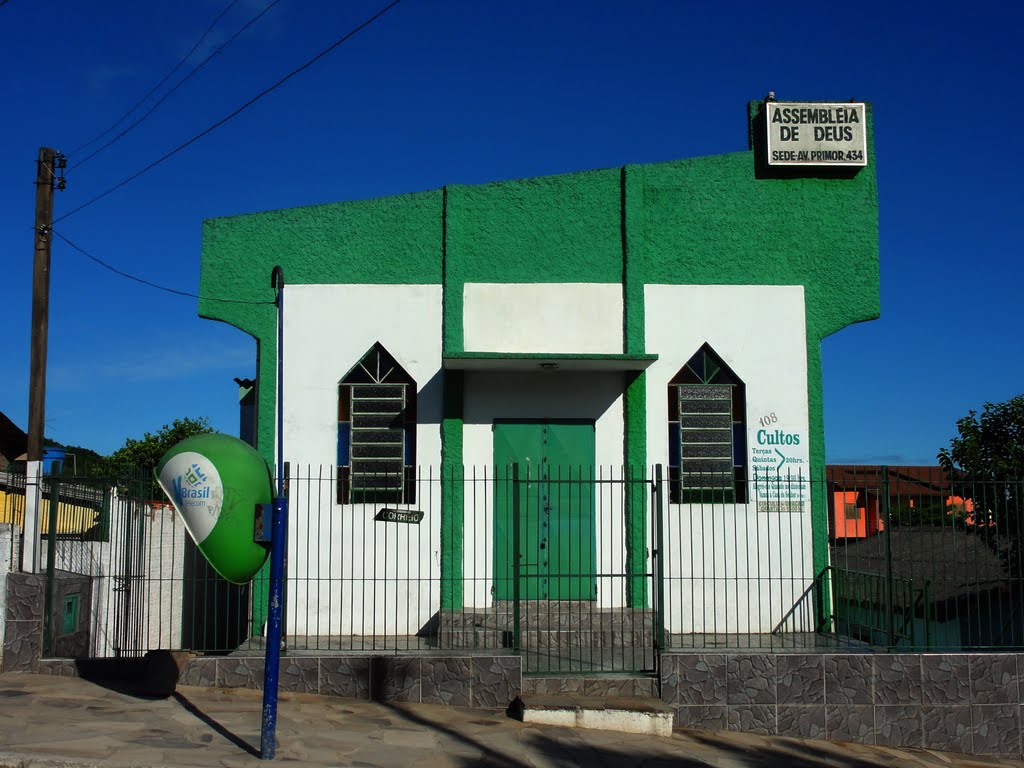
[1, 0, 1020, 462]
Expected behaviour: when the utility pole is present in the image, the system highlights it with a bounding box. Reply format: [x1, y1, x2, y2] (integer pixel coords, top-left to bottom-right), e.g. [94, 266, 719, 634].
[24, 147, 64, 573]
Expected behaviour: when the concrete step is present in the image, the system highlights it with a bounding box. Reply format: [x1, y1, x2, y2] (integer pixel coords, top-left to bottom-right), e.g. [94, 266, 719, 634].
[510, 694, 674, 737]
[436, 627, 658, 650]
[440, 608, 654, 632]
[521, 676, 657, 698]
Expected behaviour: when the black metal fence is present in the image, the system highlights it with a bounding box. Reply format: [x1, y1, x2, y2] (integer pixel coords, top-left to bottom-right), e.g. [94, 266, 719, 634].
[1, 469, 249, 657]
[661, 468, 824, 651]
[7, 466, 1022, 668]
[827, 467, 1024, 651]
[283, 464, 661, 675]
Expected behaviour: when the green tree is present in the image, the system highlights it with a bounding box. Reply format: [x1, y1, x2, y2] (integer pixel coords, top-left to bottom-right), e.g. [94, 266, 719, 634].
[938, 394, 1024, 477]
[100, 417, 214, 479]
[939, 395, 1024, 576]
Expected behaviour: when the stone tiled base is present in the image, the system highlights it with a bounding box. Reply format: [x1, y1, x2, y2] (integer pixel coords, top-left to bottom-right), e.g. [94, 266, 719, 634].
[28, 647, 1024, 756]
[36, 652, 520, 710]
[36, 658, 77, 677]
[177, 654, 520, 709]
[3, 621, 42, 672]
[521, 675, 656, 698]
[661, 652, 1024, 758]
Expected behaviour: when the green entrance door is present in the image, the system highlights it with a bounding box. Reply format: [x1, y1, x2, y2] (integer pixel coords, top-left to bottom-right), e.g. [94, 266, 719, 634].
[493, 420, 596, 600]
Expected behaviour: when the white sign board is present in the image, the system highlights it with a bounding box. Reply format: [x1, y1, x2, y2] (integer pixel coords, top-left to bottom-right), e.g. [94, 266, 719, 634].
[766, 102, 867, 167]
[749, 414, 809, 513]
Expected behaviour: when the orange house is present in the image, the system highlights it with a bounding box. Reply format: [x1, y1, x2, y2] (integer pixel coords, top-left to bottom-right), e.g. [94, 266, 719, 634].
[829, 487, 883, 539]
[826, 465, 970, 540]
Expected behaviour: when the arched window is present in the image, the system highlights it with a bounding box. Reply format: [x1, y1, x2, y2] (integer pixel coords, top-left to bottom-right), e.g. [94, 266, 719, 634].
[667, 344, 747, 503]
[337, 343, 416, 505]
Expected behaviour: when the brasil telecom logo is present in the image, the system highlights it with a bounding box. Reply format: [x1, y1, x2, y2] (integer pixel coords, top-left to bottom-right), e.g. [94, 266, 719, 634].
[172, 462, 211, 506]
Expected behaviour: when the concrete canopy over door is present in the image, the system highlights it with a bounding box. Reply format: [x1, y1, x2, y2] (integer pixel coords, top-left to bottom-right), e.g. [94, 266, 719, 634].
[493, 420, 596, 601]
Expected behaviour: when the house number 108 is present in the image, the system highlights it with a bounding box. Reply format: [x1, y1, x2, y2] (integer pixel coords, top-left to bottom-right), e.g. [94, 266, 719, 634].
[758, 413, 778, 428]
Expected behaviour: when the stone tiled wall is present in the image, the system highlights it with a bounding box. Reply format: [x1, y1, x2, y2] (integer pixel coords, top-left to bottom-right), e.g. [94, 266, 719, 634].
[3, 573, 44, 672]
[3, 572, 92, 671]
[661, 652, 1024, 758]
[49, 572, 91, 659]
[36, 653, 522, 710]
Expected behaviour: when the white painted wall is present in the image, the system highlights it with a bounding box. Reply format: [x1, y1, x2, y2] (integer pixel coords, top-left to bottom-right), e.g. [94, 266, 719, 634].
[280, 284, 444, 636]
[272, 282, 816, 636]
[285, 470, 440, 637]
[463, 283, 623, 354]
[645, 284, 814, 633]
[280, 284, 444, 471]
[39, 496, 187, 656]
[461, 371, 628, 608]
[0, 524, 19, 656]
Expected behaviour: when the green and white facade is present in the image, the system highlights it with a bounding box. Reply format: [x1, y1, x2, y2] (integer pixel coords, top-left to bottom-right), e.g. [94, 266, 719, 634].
[198, 102, 879, 638]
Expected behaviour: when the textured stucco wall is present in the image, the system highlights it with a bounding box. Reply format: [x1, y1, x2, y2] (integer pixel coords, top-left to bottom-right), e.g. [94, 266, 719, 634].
[199, 191, 444, 467]
[442, 170, 622, 356]
[623, 104, 878, 577]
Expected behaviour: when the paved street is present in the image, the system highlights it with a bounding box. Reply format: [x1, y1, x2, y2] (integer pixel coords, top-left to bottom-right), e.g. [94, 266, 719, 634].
[0, 673, 1022, 768]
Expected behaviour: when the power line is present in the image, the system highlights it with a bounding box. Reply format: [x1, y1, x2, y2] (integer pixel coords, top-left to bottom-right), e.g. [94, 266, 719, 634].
[53, 0, 403, 226]
[71, 0, 241, 156]
[53, 229, 275, 305]
[72, 0, 283, 171]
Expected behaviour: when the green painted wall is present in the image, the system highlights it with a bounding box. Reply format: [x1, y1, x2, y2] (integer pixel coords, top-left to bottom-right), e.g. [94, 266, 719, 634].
[200, 102, 879, 612]
[623, 104, 879, 580]
[199, 191, 443, 468]
[440, 370, 464, 609]
[200, 192, 443, 625]
[442, 171, 622, 355]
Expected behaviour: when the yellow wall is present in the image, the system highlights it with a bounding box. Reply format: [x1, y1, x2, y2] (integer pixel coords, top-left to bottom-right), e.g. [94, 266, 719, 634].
[0, 489, 100, 535]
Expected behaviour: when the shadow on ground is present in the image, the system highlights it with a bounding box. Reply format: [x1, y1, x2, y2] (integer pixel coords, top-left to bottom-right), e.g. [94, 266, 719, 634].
[384, 699, 952, 768]
[172, 691, 260, 758]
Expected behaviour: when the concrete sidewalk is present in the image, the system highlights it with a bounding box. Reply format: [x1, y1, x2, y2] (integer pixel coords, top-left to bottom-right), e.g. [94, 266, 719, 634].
[0, 673, 1021, 768]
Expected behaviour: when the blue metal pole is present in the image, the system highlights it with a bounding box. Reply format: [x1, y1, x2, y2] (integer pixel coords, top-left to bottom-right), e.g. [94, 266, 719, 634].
[261, 267, 287, 760]
[260, 495, 287, 759]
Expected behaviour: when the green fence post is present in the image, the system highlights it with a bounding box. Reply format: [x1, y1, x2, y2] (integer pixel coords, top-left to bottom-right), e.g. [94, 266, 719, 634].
[882, 465, 895, 649]
[816, 567, 829, 637]
[99, 486, 112, 541]
[654, 465, 666, 658]
[924, 581, 933, 649]
[512, 463, 521, 657]
[43, 475, 59, 657]
[907, 580, 916, 648]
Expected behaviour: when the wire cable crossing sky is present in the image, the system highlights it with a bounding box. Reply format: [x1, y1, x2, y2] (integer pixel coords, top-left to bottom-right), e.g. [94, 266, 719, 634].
[1, 0, 1019, 460]
[70, 0, 283, 171]
[54, 0, 403, 225]
[53, 230, 276, 306]
[70, 0, 243, 157]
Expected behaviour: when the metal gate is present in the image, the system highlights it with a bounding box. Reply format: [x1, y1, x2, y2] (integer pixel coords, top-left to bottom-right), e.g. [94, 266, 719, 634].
[502, 463, 664, 676]
[32, 473, 252, 659]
